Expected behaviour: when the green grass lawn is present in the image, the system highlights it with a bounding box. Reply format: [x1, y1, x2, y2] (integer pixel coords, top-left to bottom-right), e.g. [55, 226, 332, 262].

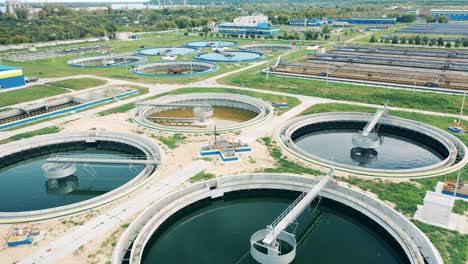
[0, 85, 67, 108]
[7, 126, 61, 142]
[98, 102, 136, 116]
[0, 78, 107, 108]
[219, 64, 465, 115]
[152, 133, 186, 149]
[189, 170, 215, 182]
[412, 220, 467, 264]
[47, 78, 107, 90]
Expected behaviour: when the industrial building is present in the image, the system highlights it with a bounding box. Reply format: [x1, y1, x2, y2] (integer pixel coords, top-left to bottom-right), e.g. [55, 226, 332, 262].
[216, 14, 279, 36]
[0, 65, 25, 89]
[430, 9, 468, 21]
[337, 18, 397, 25]
[289, 18, 396, 27]
[288, 19, 324, 27]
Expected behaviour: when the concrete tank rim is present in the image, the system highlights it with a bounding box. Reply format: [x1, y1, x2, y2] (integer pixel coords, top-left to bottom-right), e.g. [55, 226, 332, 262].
[129, 60, 219, 77]
[111, 173, 442, 264]
[184, 40, 239, 48]
[194, 50, 265, 63]
[67, 54, 147, 68]
[277, 112, 468, 178]
[132, 92, 274, 134]
[0, 130, 164, 223]
[135, 46, 199, 56]
[239, 43, 296, 52]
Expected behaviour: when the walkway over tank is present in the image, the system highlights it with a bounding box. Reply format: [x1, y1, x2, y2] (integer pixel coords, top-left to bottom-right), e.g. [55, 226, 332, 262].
[361, 103, 388, 137]
[262, 174, 332, 246]
[251, 171, 333, 264]
[46, 154, 159, 165]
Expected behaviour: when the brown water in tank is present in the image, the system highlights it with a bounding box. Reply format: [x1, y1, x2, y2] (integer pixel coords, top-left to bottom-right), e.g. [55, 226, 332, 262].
[151, 106, 257, 125]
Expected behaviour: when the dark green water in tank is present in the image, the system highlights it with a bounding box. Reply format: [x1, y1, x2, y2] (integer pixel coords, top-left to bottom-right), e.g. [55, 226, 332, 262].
[141, 190, 409, 264]
[0, 142, 145, 212]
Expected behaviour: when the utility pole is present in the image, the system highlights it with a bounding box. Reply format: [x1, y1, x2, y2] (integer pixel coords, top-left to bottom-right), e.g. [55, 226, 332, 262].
[326, 62, 330, 86]
[453, 169, 462, 198]
[458, 91, 466, 126]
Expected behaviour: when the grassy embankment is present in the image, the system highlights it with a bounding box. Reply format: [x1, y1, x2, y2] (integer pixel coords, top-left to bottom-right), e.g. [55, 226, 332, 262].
[0, 77, 106, 108]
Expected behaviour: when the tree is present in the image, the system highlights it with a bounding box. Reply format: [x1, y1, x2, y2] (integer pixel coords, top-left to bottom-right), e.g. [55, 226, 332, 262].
[454, 39, 461, 48]
[425, 16, 436, 23]
[437, 16, 449, 24]
[429, 38, 436, 47]
[322, 25, 331, 34]
[445, 42, 451, 48]
[176, 16, 190, 29]
[463, 40, 468, 47]
[414, 35, 421, 45]
[408, 37, 414, 44]
[15, 8, 28, 20]
[369, 34, 376, 43]
[277, 14, 290, 25]
[437, 37, 444, 46]
[399, 36, 406, 44]
[202, 26, 209, 33]
[399, 14, 416, 23]
[391, 35, 398, 44]
[422, 36, 428, 45]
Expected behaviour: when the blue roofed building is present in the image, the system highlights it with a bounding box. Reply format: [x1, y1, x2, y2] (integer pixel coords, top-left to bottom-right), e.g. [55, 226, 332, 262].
[289, 19, 325, 27]
[0, 65, 25, 89]
[430, 9, 468, 21]
[217, 14, 280, 36]
[338, 18, 397, 25]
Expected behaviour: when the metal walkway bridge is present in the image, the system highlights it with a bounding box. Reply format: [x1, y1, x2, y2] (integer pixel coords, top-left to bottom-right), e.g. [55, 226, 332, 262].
[250, 172, 333, 264]
[263, 174, 331, 246]
[362, 103, 388, 137]
[46, 154, 158, 165]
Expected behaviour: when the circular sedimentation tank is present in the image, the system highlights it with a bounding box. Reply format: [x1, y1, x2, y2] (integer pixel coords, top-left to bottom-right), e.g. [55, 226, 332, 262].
[0, 131, 162, 223]
[136, 47, 198, 56]
[278, 112, 468, 177]
[112, 174, 442, 264]
[195, 50, 265, 62]
[130, 61, 219, 77]
[133, 93, 274, 133]
[67, 55, 146, 68]
[184, 40, 238, 48]
[240, 44, 295, 53]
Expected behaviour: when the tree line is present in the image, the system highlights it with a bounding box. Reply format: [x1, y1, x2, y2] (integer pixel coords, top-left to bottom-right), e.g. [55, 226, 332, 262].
[370, 34, 468, 48]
